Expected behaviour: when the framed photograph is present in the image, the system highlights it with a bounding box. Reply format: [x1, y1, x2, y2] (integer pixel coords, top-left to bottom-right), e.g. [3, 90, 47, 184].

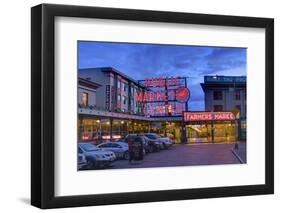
[31, 4, 274, 209]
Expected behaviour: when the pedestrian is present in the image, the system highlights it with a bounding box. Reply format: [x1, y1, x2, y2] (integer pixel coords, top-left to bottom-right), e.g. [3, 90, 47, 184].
[128, 137, 134, 163]
[135, 136, 144, 161]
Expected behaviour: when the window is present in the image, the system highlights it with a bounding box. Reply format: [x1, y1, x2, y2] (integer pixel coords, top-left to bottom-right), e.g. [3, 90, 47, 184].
[117, 95, 121, 102]
[234, 90, 240, 100]
[124, 84, 127, 92]
[123, 96, 127, 105]
[213, 91, 223, 100]
[213, 105, 223, 112]
[117, 80, 121, 89]
[111, 143, 121, 148]
[82, 92, 88, 106]
[98, 144, 106, 148]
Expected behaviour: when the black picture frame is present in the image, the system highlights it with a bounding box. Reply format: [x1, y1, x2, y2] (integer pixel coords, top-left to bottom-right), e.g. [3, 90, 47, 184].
[31, 3, 274, 209]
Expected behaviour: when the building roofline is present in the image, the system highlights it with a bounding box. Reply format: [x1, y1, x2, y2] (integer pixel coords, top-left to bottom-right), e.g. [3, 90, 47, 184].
[79, 67, 147, 89]
[78, 77, 102, 89]
[201, 75, 246, 92]
[200, 83, 246, 92]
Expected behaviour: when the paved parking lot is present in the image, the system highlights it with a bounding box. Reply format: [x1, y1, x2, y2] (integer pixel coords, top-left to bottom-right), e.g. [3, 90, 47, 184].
[108, 143, 241, 170]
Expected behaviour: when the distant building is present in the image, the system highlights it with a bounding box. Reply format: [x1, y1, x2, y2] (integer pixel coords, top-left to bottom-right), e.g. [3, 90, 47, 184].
[201, 76, 246, 118]
[201, 75, 247, 140]
[79, 67, 146, 114]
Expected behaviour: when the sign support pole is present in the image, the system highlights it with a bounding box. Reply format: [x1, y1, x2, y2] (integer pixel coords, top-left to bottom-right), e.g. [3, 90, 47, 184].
[211, 120, 214, 143]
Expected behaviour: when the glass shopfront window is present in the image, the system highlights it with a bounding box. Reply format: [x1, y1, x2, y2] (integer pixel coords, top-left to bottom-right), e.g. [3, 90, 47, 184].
[112, 119, 128, 140]
[79, 117, 110, 144]
[132, 121, 150, 134]
[212, 121, 236, 142]
[79, 118, 101, 142]
[150, 122, 182, 144]
[186, 122, 212, 143]
[186, 121, 236, 143]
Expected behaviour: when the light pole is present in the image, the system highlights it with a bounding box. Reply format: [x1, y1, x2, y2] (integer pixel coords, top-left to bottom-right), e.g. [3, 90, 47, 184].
[233, 79, 239, 150]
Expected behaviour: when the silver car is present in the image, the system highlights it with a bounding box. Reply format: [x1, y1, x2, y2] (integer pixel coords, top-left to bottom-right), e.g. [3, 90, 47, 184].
[78, 153, 87, 170]
[97, 142, 129, 160]
[79, 143, 116, 169]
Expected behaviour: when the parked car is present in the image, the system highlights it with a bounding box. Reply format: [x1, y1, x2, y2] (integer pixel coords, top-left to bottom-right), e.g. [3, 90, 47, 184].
[78, 143, 116, 169]
[142, 133, 173, 149]
[124, 134, 160, 153]
[97, 142, 130, 160]
[78, 153, 87, 170]
[158, 137, 173, 149]
[140, 133, 164, 150]
[121, 135, 148, 155]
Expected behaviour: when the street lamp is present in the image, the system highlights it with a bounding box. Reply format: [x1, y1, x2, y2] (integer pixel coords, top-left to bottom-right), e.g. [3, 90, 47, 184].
[232, 79, 239, 150]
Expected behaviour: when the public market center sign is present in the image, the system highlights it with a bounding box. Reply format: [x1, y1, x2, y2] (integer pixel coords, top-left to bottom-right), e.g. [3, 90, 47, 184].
[136, 77, 190, 116]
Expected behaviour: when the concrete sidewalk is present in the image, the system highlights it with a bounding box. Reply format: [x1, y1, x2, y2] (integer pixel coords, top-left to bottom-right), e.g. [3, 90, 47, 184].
[231, 142, 246, 163]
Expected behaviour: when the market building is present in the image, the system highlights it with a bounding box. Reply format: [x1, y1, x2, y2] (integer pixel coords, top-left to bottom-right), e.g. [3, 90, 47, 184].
[79, 67, 146, 114]
[201, 75, 246, 141]
[78, 67, 150, 142]
[201, 76, 246, 118]
[78, 67, 246, 144]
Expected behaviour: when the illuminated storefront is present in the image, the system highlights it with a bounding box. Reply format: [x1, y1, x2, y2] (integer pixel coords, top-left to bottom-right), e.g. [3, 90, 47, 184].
[78, 109, 154, 144]
[183, 112, 238, 143]
[78, 68, 246, 144]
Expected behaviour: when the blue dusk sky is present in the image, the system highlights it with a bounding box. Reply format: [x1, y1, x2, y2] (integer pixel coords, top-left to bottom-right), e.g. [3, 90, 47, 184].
[78, 41, 246, 111]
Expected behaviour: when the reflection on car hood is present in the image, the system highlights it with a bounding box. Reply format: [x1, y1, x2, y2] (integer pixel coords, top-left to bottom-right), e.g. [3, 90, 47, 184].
[158, 138, 171, 142]
[87, 150, 114, 155]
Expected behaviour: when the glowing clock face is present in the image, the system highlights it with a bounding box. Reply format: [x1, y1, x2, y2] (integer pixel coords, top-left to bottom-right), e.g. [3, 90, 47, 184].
[176, 87, 190, 103]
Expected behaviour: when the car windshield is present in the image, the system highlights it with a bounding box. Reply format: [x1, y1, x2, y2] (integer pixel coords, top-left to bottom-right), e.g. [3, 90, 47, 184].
[145, 134, 160, 139]
[80, 143, 99, 152]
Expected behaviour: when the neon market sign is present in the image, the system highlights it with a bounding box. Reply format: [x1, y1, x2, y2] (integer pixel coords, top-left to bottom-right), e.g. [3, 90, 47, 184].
[135, 77, 190, 116]
[183, 112, 236, 122]
[135, 77, 190, 103]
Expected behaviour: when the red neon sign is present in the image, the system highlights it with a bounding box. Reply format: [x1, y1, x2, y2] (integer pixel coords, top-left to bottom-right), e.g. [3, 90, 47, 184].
[136, 77, 189, 116]
[143, 103, 184, 116]
[144, 77, 181, 88]
[183, 112, 235, 121]
[135, 77, 190, 103]
[176, 87, 190, 102]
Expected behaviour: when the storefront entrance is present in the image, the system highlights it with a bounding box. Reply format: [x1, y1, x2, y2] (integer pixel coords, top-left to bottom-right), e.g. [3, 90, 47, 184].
[186, 121, 236, 143]
[183, 111, 238, 144]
